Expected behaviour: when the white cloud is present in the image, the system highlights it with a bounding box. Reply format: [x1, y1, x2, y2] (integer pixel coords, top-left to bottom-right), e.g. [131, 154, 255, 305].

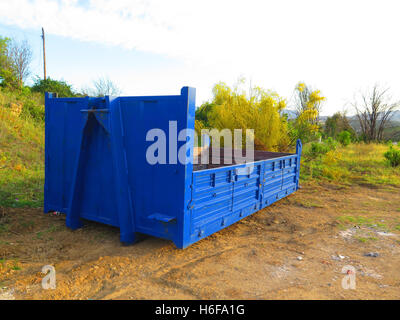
[0, 0, 399, 113]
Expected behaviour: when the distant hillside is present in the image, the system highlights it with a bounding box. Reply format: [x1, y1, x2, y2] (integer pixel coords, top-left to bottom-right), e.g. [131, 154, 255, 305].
[286, 108, 400, 141]
[346, 110, 400, 122]
[281, 109, 297, 120]
[390, 110, 400, 121]
[348, 117, 400, 141]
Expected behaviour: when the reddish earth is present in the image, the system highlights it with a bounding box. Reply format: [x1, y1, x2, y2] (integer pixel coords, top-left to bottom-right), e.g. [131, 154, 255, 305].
[1, 183, 399, 299]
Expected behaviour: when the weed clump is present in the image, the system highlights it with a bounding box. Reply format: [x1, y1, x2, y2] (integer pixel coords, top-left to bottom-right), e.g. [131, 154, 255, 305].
[384, 146, 400, 167]
[338, 131, 351, 147]
[306, 138, 337, 159]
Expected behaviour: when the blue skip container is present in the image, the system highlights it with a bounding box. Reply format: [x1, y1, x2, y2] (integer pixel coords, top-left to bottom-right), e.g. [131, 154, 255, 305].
[44, 87, 302, 248]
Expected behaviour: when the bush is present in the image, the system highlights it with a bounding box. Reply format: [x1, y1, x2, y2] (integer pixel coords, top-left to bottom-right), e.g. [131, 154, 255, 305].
[384, 146, 400, 167]
[307, 142, 330, 158]
[306, 138, 337, 159]
[338, 130, 351, 146]
[21, 100, 44, 121]
[31, 77, 75, 97]
[324, 137, 338, 150]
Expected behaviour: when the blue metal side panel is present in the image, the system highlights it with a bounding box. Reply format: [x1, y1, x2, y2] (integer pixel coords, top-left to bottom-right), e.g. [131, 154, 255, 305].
[44, 94, 92, 213]
[261, 155, 299, 208]
[117, 88, 195, 247]
[188, 141, 302, 248]
[189, 164, 261, 246]
[296, 139, 303, 189]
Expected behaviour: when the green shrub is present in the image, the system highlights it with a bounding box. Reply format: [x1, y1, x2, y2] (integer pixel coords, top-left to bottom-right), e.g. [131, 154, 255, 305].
[324, 137, 338, 150]
[306, 138, 338, 159]
[338, 130, 351, 146]
[384, 146, 400, 167]
[307, 142, 330, 158]
[31, 77, 75, 97]
[21, 100, 44, 121]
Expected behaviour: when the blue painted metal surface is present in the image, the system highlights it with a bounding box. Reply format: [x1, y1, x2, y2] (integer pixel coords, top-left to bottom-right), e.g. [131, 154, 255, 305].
[44, 87, 302, 248]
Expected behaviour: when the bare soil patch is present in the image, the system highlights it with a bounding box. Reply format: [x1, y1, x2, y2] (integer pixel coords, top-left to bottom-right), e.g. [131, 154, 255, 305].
[1, 184, 399, 299]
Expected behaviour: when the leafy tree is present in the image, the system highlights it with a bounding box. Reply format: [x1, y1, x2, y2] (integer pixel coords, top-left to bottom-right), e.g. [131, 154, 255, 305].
[0, 37, 10, 80]
[195, 102, 215, 127]
[294, 82, 325, 122]
[324, 112, 355, 138]
[289, 82, 325, 144]
[204, 79, 289, 151]
[0, 36, 19, 89]
[31, 77, 75, 97]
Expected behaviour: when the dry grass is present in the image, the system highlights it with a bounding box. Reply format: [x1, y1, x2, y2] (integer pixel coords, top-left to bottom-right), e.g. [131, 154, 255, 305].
[301, 142, 400, 187]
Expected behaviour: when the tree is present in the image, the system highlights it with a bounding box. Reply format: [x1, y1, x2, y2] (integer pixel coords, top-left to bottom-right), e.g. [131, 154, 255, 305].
[31, 77, 75, 97]
[0, 36, 18, 89]
[294, 82, 324, 123]
[0, 37, 10, 76]
[8, 39, 32, 87]
[324, 111, 355, 138]
[353, 85, 399, 142]
[204, 79, 289, 151]
[195, 102, 215, 127]
[289, 82, 326, 144]
[91, 76, 121, 97]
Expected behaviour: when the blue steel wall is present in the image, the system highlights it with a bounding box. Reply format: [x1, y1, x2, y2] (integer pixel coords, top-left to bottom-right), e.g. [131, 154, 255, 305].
[186, 150, 301, 248]
[44, 94, 107, 214]
[44, 88, 196, 247]
[114, 87, 195, 247]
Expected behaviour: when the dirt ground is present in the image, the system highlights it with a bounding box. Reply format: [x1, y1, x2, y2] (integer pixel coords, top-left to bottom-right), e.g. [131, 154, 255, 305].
[0, 183, 399, 300]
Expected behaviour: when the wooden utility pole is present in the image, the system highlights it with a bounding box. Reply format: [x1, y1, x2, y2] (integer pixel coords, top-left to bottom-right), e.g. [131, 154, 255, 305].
[41, 27, 46, 80]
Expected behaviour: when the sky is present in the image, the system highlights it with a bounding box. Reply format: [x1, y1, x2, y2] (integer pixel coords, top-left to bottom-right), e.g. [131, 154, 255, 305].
[0, 0, 399, 115]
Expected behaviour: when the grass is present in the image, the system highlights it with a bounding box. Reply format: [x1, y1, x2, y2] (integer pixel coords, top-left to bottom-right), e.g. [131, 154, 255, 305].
[292, 198, 326, 208]
[335, 214, 400, 235]
[354, 235, 378, 243]
[0, 259, 21, 271]
[10, 260, 21, 271]
[301, 142, 400, 187]
[35, 225, 63, 240]
[336, 215, 388, 230]
[336, 214, 397, 242]
[0, 91, 44, 208]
